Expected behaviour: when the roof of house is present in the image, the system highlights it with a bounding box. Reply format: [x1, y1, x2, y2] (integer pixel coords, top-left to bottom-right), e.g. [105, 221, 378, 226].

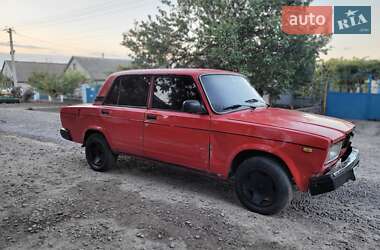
[1, 61, 66, 82]
[66, 56, 131, 81]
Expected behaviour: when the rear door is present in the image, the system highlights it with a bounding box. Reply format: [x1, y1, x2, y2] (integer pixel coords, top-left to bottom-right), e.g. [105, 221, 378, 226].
[101, 75, 150, 156]
[143, 75, 210, 170]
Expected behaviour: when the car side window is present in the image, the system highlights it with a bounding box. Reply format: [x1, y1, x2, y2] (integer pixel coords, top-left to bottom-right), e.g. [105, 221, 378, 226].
[152, 76, 201, 111]
[104, 75, 150, 107]
[118, 75, 150, 107]
[103, 80, 120, 105]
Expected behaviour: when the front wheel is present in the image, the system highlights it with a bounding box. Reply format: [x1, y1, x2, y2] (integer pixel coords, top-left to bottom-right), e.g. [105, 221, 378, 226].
[235, 156, 293, 215]
[85, 133, 116, 172]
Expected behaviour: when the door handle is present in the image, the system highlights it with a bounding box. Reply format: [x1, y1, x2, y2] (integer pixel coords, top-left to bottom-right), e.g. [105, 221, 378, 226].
[101, 109, 110, 115]
[146, 114, 157, 120]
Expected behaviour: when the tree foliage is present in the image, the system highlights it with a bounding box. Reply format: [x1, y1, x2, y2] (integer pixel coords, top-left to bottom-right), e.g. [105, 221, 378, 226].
[122, 0, 330, 99]
[0, 73, 12, 89]
[322, 58, 380, 92]
[28, 71, 86, 97]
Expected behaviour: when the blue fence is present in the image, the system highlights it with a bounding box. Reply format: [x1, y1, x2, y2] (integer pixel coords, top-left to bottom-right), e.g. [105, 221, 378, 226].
[326, 77, 380, 120]
[326, 92, 380, 120]
[33, 91, 50, 101]
[33, 85, 101, 103]
[81, 84, 102, 103]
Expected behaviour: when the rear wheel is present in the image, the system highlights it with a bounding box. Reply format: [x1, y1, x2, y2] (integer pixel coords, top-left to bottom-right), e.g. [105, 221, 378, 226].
[85, 133, 116, 172]
[235, 156, 293, 215]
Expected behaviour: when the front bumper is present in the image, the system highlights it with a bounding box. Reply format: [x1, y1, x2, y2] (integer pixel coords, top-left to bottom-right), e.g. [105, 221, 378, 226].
[60, 128, 72, 141]
[309, 148, 359, 195]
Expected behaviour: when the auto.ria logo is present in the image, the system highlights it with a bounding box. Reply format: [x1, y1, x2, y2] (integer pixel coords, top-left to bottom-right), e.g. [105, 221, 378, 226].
[281, 5, 372, 35]
[334, 6, 371, 34]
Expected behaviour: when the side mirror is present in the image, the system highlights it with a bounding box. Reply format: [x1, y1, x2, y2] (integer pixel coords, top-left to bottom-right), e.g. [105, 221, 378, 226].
[182, 100, 206, 114]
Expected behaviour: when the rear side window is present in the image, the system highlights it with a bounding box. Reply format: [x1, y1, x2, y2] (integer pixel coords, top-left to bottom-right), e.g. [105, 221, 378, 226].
[104, 75, 150, 107]
[152, 76, 201, 111]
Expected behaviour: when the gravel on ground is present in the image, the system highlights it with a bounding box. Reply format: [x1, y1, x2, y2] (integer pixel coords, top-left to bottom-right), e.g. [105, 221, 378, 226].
[0, 105, 379, 249]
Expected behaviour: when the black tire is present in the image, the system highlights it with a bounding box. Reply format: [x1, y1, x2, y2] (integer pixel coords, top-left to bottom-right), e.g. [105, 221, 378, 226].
[85, 133, 116, 172]
[235, 156, 293, 215]
[114, 154, 119, 161]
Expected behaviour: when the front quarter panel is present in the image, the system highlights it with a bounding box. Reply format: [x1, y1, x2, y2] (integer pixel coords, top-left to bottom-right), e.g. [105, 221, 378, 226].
[210, 119, 328, 191]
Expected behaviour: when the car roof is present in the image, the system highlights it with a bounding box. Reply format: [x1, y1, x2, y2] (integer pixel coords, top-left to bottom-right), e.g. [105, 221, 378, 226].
[110, 68, 241, 77]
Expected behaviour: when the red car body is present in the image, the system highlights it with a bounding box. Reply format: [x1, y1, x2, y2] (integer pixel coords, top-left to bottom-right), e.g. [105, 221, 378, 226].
[60, 69, 359, 213]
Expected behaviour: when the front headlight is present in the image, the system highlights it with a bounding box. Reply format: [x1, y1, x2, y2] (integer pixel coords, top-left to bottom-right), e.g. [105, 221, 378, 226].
[326, 141, 343, 163]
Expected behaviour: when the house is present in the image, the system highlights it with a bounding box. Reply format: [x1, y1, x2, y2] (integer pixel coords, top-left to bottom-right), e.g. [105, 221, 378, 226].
[65, 56, 131, 84]
[1, 61, 66, 90]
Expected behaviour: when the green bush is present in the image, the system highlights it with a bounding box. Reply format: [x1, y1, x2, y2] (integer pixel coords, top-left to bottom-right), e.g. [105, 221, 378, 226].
[28, 71, 87, 97]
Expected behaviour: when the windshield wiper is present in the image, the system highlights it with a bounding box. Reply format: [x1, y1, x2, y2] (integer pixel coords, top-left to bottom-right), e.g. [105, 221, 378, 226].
[223, 104, 256, 111]
[245, 98, 259, 103]
[245, 98, 269, 107]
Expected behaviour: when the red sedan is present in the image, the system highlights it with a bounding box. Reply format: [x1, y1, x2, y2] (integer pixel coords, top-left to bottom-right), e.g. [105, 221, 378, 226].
[60, 69, 359, 215]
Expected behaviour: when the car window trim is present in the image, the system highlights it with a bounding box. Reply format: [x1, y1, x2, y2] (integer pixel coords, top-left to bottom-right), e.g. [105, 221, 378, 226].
[102, 76, 120, 106]
[149, 74, 207, 114]
[102, 74, 151, 109]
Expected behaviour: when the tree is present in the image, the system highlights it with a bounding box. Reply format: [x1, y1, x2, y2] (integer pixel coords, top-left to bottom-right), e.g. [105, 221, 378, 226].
[323, 58, 380, 93]
[28, 71, 86, 97]
[0, 74, 12, 89]
[59, 71, 87, 96]
[122, 0, 330, 100]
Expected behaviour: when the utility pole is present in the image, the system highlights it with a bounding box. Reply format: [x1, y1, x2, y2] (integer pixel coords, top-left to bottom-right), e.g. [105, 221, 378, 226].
[4, 27, 17, 87]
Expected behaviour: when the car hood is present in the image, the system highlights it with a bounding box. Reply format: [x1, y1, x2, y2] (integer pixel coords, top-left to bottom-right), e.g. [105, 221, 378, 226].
[225, 108, 354, 142]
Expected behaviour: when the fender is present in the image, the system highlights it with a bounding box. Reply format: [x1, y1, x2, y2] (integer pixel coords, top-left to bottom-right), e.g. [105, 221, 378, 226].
[226, 142, 305, 191]
[82, 126, 112, 147]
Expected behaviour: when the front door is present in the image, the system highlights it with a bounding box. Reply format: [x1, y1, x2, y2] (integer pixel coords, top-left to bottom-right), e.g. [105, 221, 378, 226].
[143, 75, 210, 170]
[101, 75, 150, 156]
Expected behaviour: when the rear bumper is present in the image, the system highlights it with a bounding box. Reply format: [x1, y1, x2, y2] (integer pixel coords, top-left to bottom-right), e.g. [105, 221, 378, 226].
[309, 148, 359, 195]
[60, 128, 72, 141]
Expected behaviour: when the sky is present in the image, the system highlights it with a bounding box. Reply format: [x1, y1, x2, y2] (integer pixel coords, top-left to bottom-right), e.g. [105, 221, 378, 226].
[0, 0, 379, 66]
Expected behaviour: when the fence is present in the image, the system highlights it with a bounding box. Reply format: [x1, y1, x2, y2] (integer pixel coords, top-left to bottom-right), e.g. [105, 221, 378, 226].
[32, 83, 101, 104]
[326, 76, 380, 120]
[81, 84, 102, 103]
[33, 92, 50, 101]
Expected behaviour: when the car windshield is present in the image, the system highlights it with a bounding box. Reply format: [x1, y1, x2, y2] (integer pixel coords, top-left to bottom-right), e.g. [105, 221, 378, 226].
[200, 74, 266, 113]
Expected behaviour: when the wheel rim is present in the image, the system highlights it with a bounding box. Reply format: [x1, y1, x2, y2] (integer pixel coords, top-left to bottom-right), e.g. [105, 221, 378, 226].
[241, 171, 276, 207]
[88, 142, 105, 167]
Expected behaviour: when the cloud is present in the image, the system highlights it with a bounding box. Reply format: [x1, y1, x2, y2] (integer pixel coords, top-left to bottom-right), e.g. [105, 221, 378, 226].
[0, 42, 48, 50]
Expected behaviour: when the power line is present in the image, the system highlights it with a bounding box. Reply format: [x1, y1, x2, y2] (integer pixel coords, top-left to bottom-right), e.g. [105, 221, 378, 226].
[14, 31, 130, 59]
[48, 24, 128, 43]
[17, 0, 128, 28]
[4, 0, 158, 58]
[13, 0, 152, 49]
[13, 1, 153, 52]
[17, 0, 152, 29]
[14, 31, 108, 55]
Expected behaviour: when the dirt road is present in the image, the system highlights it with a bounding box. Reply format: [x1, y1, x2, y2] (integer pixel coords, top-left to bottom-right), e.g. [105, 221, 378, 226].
[0, 105, 379, 249]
